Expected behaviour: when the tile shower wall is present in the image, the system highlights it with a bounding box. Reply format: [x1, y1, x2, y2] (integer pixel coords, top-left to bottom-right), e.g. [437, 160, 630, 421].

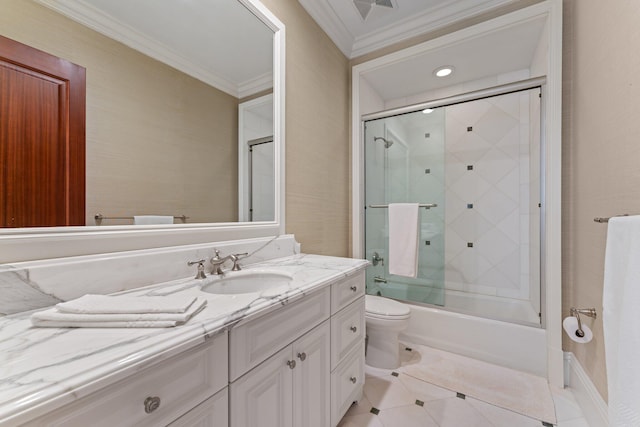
[444, 89, 540, 301]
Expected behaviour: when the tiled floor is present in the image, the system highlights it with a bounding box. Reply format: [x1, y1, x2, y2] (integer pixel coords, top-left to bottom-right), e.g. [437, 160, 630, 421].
[338, 344, 591, 427]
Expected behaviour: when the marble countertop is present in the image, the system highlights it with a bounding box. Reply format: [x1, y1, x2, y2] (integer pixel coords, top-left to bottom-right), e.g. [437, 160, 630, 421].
[0, 254, 368, 425]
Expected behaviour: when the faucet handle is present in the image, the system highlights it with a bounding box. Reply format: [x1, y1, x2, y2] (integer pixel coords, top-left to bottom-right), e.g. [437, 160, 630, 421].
[187, 259, 206, 279]
[230, 253, 249, 271]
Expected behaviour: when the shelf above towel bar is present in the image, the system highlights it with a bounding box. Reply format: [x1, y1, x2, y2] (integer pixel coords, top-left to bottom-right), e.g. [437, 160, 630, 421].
[368, 204, 437, 209]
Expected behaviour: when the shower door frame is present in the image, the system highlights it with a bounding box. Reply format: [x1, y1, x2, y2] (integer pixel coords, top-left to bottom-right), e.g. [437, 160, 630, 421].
[350, 0, 563, 387]
[361, 79, 546, 326]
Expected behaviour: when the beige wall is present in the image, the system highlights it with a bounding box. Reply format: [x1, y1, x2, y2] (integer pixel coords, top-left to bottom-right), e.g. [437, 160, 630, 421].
[1, 0, 238, 226]
[261, 0, 351, 257]
[562, 0, 640, 401]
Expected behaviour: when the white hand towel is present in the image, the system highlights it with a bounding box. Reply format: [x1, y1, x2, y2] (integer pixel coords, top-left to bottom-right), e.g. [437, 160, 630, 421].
[133, 215, 174, 225]
[56, 294, 197, 314]
[603, 216, 640, 426]
[31, 298, 207, 328]
[388, 203, 420, 278]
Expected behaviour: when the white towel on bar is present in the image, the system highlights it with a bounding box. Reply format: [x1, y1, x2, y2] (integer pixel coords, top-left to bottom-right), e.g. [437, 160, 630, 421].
[56, 294, 198, 314]
[31, 297, 207, 328]
[388, 203, 420, 278]
[603, 215, 640, 426]
[133, 215, 173, 225]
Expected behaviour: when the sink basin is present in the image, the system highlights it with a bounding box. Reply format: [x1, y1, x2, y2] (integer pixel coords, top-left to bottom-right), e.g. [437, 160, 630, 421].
[200, 269, 294, 295]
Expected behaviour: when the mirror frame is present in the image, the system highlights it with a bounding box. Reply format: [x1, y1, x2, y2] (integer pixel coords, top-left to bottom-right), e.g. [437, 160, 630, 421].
[0, 0, 285, 263]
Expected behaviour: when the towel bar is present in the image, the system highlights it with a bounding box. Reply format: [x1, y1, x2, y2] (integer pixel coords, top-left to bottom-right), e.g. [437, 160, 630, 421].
[594, 214, 630, 223]
[368, 204, 437, 209]
[95, 214, 189, 222]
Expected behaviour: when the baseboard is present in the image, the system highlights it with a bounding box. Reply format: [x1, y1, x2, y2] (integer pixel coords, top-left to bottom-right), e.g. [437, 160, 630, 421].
[564, 352, 608, 427]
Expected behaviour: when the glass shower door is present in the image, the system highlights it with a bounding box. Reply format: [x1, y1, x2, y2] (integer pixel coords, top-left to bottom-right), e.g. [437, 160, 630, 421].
[364, 109, 446, 306]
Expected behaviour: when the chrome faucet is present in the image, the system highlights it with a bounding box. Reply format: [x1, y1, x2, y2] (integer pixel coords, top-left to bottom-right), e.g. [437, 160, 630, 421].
[210, 250, 249, 275]
[372, 251, 384, 266]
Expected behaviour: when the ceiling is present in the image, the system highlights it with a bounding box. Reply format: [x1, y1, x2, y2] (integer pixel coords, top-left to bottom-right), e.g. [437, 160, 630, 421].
[362, 15, 547, 102]
[298, 0, 520, 58]
[36, 0, 274, 98]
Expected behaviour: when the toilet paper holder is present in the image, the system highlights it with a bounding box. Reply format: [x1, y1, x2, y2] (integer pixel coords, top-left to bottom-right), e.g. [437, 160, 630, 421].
[570, 307, 597, 338]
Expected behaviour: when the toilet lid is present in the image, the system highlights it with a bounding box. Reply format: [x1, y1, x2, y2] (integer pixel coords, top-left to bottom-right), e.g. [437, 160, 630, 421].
[365, 295, 411, 318]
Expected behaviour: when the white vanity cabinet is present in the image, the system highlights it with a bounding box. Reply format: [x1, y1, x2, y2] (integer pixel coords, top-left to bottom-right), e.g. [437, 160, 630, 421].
[229, 271, 365, 427]
[24, 331, 229, 427]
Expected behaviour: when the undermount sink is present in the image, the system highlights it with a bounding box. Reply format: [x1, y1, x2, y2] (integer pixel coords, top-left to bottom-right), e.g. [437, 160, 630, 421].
[200, 269, 294, 295]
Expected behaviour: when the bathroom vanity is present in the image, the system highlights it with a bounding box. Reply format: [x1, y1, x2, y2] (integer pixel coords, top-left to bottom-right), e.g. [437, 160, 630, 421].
[0, 236, 368, 427]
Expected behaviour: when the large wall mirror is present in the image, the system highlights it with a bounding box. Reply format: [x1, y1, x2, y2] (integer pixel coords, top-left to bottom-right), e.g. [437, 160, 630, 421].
[0, 0, 285, 262]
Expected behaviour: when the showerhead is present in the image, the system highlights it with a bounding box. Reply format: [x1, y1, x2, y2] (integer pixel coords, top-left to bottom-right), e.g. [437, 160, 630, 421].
[374, 136, 394, 148]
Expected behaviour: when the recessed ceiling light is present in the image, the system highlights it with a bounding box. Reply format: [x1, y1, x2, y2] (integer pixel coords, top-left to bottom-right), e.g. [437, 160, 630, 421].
[422, 108, 434, 114]
[434, 66, 454, 77]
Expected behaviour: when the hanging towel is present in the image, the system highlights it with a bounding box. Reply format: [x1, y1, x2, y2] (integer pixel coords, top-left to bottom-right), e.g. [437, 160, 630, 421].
[133, 215, 174, 225]
[388, 203, 420, 278]
[603, 215, 640, 426]
[31, 297, 207, 328]
[56, 294, 198, 314]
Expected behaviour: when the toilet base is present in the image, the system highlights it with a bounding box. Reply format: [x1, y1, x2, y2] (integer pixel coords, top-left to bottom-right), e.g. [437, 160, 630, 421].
[365, 327, 401, 369]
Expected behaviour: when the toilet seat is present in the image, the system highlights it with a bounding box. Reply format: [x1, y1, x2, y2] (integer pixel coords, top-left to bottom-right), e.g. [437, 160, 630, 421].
[365, 295, 410, 320]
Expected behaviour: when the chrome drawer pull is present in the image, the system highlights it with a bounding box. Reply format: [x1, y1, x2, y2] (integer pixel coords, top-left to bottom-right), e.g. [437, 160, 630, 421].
[350, 326, 357, 333]
[350, 286, 357, 292]
[287, 360, 296, 369]
[297, 352, 307, 362]
[144, 396, 161, 414]
[350, 376, 357, 384]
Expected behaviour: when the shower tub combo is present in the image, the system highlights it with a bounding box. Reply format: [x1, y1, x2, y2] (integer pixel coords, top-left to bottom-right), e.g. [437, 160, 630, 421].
[361, 81, 547, 377]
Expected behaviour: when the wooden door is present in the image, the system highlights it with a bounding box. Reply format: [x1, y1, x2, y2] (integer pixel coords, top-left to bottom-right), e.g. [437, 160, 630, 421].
[0, 35, 85, 227]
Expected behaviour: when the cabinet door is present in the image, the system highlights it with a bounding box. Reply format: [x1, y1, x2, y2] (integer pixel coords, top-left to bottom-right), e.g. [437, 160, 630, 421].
[230, 346, 293, 427]
[293, 321, 331, 427]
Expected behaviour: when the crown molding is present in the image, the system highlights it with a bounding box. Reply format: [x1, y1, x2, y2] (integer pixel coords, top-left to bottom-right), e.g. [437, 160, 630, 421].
[298, 0, 355, 57]
[35, 0, 259, 98]
[299, 0, 519, 59]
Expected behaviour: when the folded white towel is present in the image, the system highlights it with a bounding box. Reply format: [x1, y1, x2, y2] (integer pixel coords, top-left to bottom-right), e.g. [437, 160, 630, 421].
[133, 215, 174, 225]
[603, 216, 640, 426]
[56, 294, 197, 314]
[388, 203, 420, 278]
[31, 298, 207, 328]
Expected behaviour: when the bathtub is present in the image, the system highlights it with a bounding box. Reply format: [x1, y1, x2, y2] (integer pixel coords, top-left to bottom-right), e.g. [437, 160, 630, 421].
[371, 280, 547, 377]
[400, 302, 547, 377]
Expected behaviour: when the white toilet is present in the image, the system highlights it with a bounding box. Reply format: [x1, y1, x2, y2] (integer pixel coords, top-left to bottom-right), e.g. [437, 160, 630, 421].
[365, 295, 411, 369]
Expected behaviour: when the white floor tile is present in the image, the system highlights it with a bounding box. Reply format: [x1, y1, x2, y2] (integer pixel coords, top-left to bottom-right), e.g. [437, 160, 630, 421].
[557, 417, 592, 427]
[363, 375, 415, 410]
[344, 396, 374, 417]
[550, 385, 585, 422]
[377, 404, 439, 427]
[338, 413, 385, 427]
[397, 373, 456, 402]
[423, 396, 494, 427]
[466, 397, 542, 427]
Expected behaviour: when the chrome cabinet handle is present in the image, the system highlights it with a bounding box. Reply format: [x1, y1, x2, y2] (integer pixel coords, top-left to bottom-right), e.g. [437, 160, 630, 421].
[297, 352, 307, 361]
[350, 376, 357, 384]
[287, 360, 296, 369]
[144, 396, 161, 414]
[350, 326, 357, 333]
[350, 286, 357, 292]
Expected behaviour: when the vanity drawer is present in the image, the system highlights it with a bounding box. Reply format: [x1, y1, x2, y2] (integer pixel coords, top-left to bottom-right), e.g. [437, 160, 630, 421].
[331, 271, 365, 314]
[230, 287, 330, 381]
[331, 342, 364, 427]
[330, 297, 365, 369]
[168, 387, 228, 427]
[28, 331, 228, 427]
